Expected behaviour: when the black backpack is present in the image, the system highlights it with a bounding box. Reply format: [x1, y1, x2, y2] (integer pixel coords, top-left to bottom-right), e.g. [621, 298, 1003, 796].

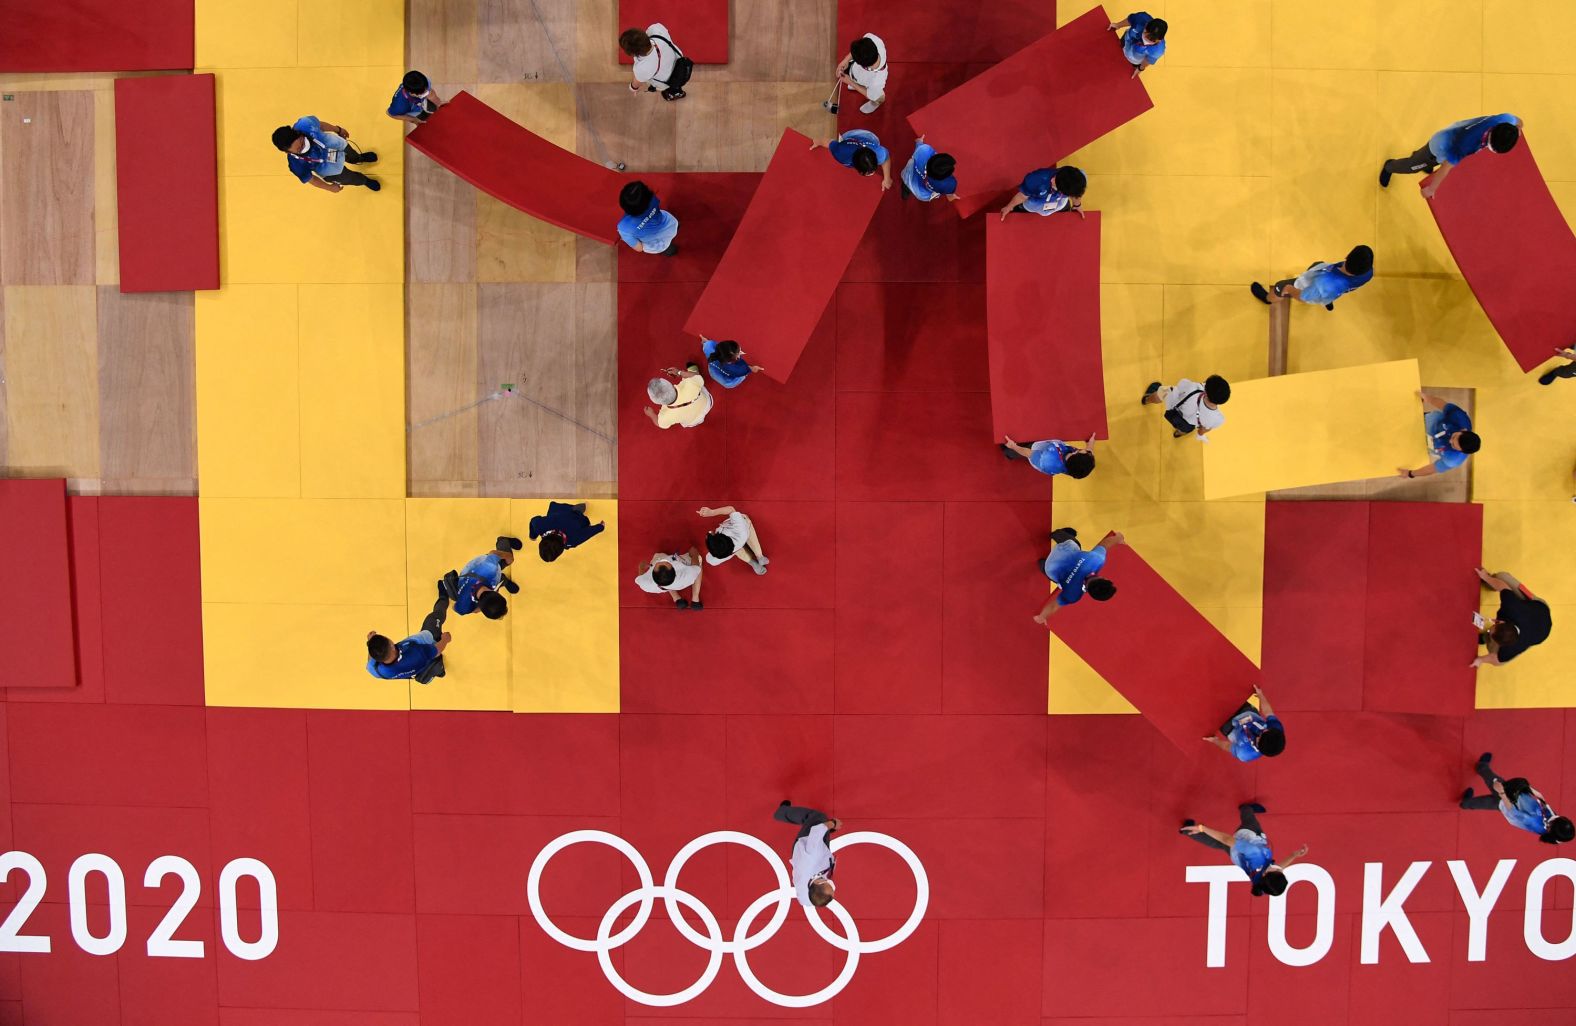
[648, 34, 693, 98]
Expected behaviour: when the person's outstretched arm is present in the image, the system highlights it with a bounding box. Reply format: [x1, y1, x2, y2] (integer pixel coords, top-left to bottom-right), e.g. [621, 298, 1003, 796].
[1398, 463, 1440, 479]
[1421, 162, 1453, 199]
[1254, 684, 1274, 719]
[696, 505, 735, 518]
[1181, 823, 1233, 846]
[1034, 589, 1061, 625]
[999, 191, 1029, 220]
[1280, 844, 1310, 868]
[1097, 530, 1126, 549]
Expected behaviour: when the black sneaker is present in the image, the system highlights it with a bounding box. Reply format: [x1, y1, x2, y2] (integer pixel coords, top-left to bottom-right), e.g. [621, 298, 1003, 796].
[498, 535, 523, 551]
[1001, 443, 1020, 460]
[1250, 282, 1270, 305]
[1479, 752, 1493, 765]
[691, 600, 704, 611]
[1179, 819, 1197, 833]
[1324, 303, 1334, 311]
[500, 577, 520, 595]
[360, 151, 379, 163]
[663, 242, 679, 258]
[675, 597, 689, 609]
[1242, 802, 1267, 814]
[442, 570, 461, 600]
[780, 799, 792, 807]
[1539, 372, 1556, 385]
[1379, 168, 1392, 188]
[365, 177, 381, 192]
[1460, 788, 1474, 806]
[571, 502, 587, 513]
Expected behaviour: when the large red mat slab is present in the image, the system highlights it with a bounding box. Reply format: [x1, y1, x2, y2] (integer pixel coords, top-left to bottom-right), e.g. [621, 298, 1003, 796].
[986, 211, 1107, 440]
[1426, 139, 1576, 372]
[683, 129, 884, 382]
[836, 0, 1048, 63]
[407, 91, 623, 244]
[0, 479, 76, 689]
[98, 496, 204, 703]
[617, 0, 729, 63]
[1261, 501, 1368, 712]
[114, 75, 219, 292]
[0, 0, 192, 71]
[908, 9, 1153, 217]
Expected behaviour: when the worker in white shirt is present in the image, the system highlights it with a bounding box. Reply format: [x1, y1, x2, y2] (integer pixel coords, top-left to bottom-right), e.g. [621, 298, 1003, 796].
[619, 23, 692, 101]
[825, 33, 888, 115]
[774, 801, 840, 907]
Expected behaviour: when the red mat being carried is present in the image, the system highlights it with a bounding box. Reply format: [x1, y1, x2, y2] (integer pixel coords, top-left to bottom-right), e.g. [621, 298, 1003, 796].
[683, 129, 884, 382]
[0, 480, 78, 689]
[1049, 544, 1260, 753]
[0, 0, 192, 71]
[908, 9, 1153, 218]
[1426, 138, 1576, 373]
[407, 91, 623, 245]
[836, 0, 1048, 63]
[987, 211, 1106, 441]
[114, 75, 219, 293]
[617, 0, 729, 64]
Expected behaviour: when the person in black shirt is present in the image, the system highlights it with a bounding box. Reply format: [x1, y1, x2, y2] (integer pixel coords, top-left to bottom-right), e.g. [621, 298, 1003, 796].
[1473, 567, 1552, 668]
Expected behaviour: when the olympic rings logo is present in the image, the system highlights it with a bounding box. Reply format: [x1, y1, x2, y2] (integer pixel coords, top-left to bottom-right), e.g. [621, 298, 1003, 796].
[526, 828, 929, 1007]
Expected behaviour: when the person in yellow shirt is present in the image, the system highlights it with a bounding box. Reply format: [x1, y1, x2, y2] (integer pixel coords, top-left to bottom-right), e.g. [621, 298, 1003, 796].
[644, 365, 713, 429]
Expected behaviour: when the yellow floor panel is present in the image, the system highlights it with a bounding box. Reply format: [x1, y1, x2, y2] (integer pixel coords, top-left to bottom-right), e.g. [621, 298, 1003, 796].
[1474, 606, 1576, 709]
[196, 1, 298, 70]
[1480, 501, 1576, 607]
[200, 497, 407, 606]
[1482, 76, 1576, 182]
[203, 601, 412, 710]
[1070, 68, 1273, 178]
[509, 499, 620, 713]
[297, 0, 407, 68]
[214, 67, 408, 180]
[1049, 636, 1138, 715]
[298, 285, 407, 498]
[1271, 0, 1483, 73]
[1483, 0, 1575, 74]
[1097, 175, 1272, 285]
[1200, 360, 1425, 499]
[221, 174, 405, 285]
[1473, 386, 1576, 501]
[1162, 0, 1271, 69]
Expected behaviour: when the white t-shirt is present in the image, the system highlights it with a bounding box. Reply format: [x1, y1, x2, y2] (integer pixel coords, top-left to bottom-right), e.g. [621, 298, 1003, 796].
[704, 512, 752, 565]
[634, 552, 700, 593]
[791, 824, 834, 907]
[847, 33, 888, 101]
[633, 23, 679, 85]
[1164, 378, 1225, 432]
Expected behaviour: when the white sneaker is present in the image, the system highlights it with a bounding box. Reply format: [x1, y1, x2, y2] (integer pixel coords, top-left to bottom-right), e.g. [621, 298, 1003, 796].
[860, 100, 881, 114]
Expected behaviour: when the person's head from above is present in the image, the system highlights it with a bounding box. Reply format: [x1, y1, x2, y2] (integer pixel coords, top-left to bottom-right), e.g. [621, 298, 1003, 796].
[402, 70, 430, 97]
[849, 36, 880, 69]
[1545, 816, 1575, 845]
[1256, 869, 1289, 898]
[619, 28, 653, 58]
[809, 878, 837, 907]
[1142, 18, 1169, 44]
[1053, 166, 1088, 198]
[1452, 430, 1482, 454]
[477, 589, 508, 620]
[1064, 450, 1096, 480]
[925, 152, 956, 181]
[366, 633, 395, 663]
[1344, 244, 1374, 277]
[852, 146, 880, 176]
[1085, 576, 1117, 602]
[647, 377, 677, 407]
[538, 532, 567, 563]
[710, 340, 742, 364]
[271, 126, 307, 154]
[705, 531, 737, 560]
[1256, 727, 1287, 758]
[1204, 374, 1231, 406]
[620, 180, 656, 216]
[652, 561, 676, 588]
[1489, 620, 1520, 648]
[1488, 122, 1520, 154]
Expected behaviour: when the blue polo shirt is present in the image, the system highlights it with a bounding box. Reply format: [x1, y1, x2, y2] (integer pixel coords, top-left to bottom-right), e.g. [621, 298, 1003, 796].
[528, 502, 605, 549]
[388, 85, 434, 118]
[1501, 793, 1552, 835]
[1424, 404, 1472, 472]
[1020, 167, 1073, 215]
[285, 115, 347, 184]
[1231, 831, 1275, 879]
[900, 143, 957, 201]
[1227, 713, 1284, 763]
[828, 130, 889, 172]
[367, 633, 440, 679]
[1122, 12, 1166, 66]
[1043, 540, 1108, 606]
[1429, 113, 1518, 166]
[1027, 441, 1074, 476]
[617, 195, 679, 252]
[703, 339, 752, 388]
[453, 553, 504, 616]
[1295, 262, 1373, 305]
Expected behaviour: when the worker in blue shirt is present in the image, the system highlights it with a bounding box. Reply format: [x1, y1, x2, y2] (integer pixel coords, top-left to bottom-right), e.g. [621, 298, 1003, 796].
[366, 578, 451, 681]
[1109, 12, 1167, 77]
[617, 180, 680, 255]
[1205, 686, 1286, 762]
[1461, 753, 1574, 845]
[1380, 113, 1521, 197]
[1399, 390, 1479, 480]
[442, 536, 524, 620]
[528, 502, 605, 562]
[271, 116, 380, 193]
[1034, 527, 1124, 624]
[1000, 434, 1097, 479]
[999, 166, 1087, 220]
[699, 338, 762, 389]
[811, 130, 892, 190]
[1251, 245, 1373, 311]
[388, 70, 444, 124]
[1180, 803, 1308, 897]
[899, 137, 958, 203]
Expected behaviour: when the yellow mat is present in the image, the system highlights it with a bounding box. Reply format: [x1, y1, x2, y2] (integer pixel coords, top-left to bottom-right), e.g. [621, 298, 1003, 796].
[1200, 359, 1425, 499]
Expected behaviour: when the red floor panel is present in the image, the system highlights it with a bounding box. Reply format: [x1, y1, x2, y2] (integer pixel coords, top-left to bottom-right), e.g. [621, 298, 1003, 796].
[15, 904, 121, 1024]
[516, 916, 625, 1026]
[118, 903, 220, 1026]
[854, 815, 1042, 920]
[1042, 916, 1249, 1019]
[834, 715, 1046, 819]
[835, 283, 989, 392]
[616, 0, 730, 63]
[114, 75, 219, 292]
[7, 703, 208, 806]
[0, 479, 76, 689]
[908, 11, 1154, 218]
[1246, 913, 1356, 1026]
[416, 914, 522, 1026]
[6, 496, 105, 703]
[721, 715, 836, 835]
[215, 911, 419, 1012]
[619, 608, 834, 714]
[829, 919, 938, 1026]
[206, 708, 314, 910]
[1261, 501, 1368, 712]
[413, 813, 623, 916]
[0, 0, 192, 70]
[837, 0, 1049, 63]
[1267, 812, 1464, 913]
[98, 496, 205, 704]
[1449, 899, 1576, 1009]
[987, 213, 1108, 441]
[617, 715, 730, 913]
[1345, 911, 1454, 1025]
[1426, 138, 1576, 372]
[305, 711, 415, 913]
[683, 130, 884, 383]
[940, 918, 1044, 1025]
[408, 712, 620, 817]
[617, 172, 759, 285]
[1044, 717, 1156, 919]
[407, 91, 623, 244]
[220, 1012, 419, 1026]
[1256, 711, 1464, 815]
[11, 803, 211, 906]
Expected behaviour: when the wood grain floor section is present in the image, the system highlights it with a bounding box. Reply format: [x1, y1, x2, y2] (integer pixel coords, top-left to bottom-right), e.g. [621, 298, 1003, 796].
[1, 91, 95, 285]
[96, 288, 197, 493]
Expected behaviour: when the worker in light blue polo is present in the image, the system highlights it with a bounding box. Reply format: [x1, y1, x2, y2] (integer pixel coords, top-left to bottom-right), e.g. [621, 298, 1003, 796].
[1033, 527, 1124, 624]
[271, 115, 380, 194]
[617, 180, 680, 255]
[999, 166, 1087, 221]
[1109, 12, 1167, 77]
[1205, 686, 1286, 762]
[366, 579, 449, 683]
[811, 130, 892, 190]
[1381, 113, 1522, 197]
[1460, 753, 1574, 845]
[442, 536, 524, 620]
[899, 136, 958, 203]
[1251, 245, 1374, 311]
[1000, 434, 1097, 479]
[699, 338, 762, 389]
[387, 70, 444, 124]
[1180, 803, 1309, 897]
[1398, 390, 1479, 480]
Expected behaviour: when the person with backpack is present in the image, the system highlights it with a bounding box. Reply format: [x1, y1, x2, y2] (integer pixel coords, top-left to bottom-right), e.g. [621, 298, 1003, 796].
[620, 23, 693, 101]
[1141, 375, 1231, 440]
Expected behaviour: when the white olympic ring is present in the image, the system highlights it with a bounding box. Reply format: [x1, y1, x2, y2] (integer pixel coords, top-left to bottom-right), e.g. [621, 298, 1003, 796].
[527, 828, 929, 1007]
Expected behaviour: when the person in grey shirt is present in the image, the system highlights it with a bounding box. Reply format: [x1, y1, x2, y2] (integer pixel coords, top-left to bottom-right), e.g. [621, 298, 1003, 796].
[775, 801, 840, 907]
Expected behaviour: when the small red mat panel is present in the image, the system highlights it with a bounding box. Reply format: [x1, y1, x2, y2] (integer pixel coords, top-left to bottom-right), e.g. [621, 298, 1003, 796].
[114, 74, 219, 292]
[616, 0, 730, 64]
[0, 0, 192, 71]
[0, 479, 77, 688]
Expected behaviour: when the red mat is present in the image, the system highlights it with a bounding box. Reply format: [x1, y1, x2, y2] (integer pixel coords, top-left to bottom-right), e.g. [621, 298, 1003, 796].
[683, 129, 884, 382]
[836, 284, 989, 392]
[407, 91, 623, 244]
[836, 0, 1049, 63]
[1426, 138, 1576, 373]
[616, 0, 729, 63]
[908, 9, 1153, 218]
[1261, 502, 1367, 712]
[0, 0, 192, 71]
[986, 211, 1107, 440]
[1049, 544, 1261, 753]
[0, 479, 77, 689]
[616, 172, 759, 285]
[98, 496, 204, 704]
[114, 75, 219, 293]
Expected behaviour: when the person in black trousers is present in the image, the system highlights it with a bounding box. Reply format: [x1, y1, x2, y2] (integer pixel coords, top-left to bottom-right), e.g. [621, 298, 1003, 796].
[1538, 346, 1576, 386]
[1460, 752, 1574, 844]
[775, 801, 841, 908]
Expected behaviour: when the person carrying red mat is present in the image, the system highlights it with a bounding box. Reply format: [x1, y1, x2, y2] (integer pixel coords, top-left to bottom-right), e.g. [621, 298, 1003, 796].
[1109, 12, 1168, 78]
[998, 166, 1087, 221]
[899, 137, 958, 203]
[1380, 113, 1521, 198]
[811, 131, 892, 190]
[1034, 527, 1123, 624]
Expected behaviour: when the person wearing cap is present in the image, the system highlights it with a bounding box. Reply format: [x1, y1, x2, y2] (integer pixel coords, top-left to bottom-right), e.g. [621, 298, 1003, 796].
[1472, 566, 1553, 669]
[643, 365, 712, 430]
[698, 505, 768, 575]
[699, 338, 762, 389]
[441, 536, 524, 621]
[1180, 803, 1308, 897]
[1398, 390, 1478, 480]
[387, 70, 443, 124]
[811, 131, 892, 189]
[827, 33, 888, 115]
[1251, 245, 1374, 311]
[1110, 12, 1168, 77]
[1205, 686, 1287, 762]
[1000, 434, 1097, 480]
[617, 180, 680, 256]
[634, 548, 704, 609]
[1380, 113, 1522, 197]
[900, 136, 958, 203]
[1460, 752, 1573, 844]
[775, 800, 841, 907]
[528, 501, 605, 563]
[999, 166, 1087, 220]
[1034, 527, 1124, 623]
[270, 116, 380, 194]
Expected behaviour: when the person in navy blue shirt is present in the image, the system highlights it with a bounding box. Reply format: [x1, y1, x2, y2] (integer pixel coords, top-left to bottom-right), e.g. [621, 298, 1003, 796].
[812, 130, 892, 190]
[1380, 113, 1521, 197]
[1034, 527, 1124, 624]
[271, 116, 380, 194]
[699, 338, 762, 389]
[1109, 13, 1167, 77]
[1180, 803, 1308, 897]
[1399, 390, 1478, 480]
[529, 502, 605, 563]
[1001, 434, 1097, 479]
[1205, 685, 1286, 762]
[388, 70, 444, 124]
[1251, 245, 1373, 311]
[1460, 753, 1573, 845]
[1000, 166, 1087, 221]
[366, 578, 451, 682]
[617, 180, 681, 255]
[899, 137, 958, 203]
